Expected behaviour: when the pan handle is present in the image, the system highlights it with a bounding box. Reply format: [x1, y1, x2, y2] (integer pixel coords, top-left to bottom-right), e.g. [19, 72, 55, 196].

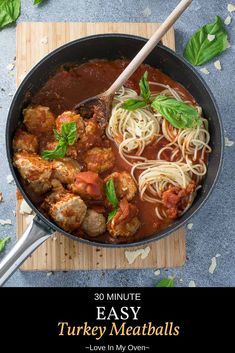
[0, 216, 53, 286]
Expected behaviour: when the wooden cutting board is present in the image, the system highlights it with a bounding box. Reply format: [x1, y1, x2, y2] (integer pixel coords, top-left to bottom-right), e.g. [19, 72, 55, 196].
[16, 22, 186, 271]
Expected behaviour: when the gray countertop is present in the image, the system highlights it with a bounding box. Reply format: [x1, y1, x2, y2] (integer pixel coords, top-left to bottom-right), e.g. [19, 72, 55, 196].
[0, 0, 234, 287]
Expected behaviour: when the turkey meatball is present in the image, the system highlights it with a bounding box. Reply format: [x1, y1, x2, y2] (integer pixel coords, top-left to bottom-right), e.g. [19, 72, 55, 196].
[13, 129, 38, 153]
[85, 147, 115, 174]
[13, 152, 52, 194]
[77, 120, 102, 151]
[52, 158, 81, 184]
[41, 179, 65, 213]
[107, 198, 141, 238]
[82, 209, 106, 237]
[23, 105, 55, 136]
[104, 171, 137, 201]
[108, 217, 140, 238]
[56, 111, 84, 138]
[48, 192, 87, 232]
[69, 171, 103, 200]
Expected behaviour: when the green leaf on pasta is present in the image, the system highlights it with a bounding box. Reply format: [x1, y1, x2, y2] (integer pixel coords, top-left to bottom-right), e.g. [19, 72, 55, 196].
[0, 0, 21, 29]
[122, 99, 147, 111]
[139, 71, 151, 101]
[151, 95, 202, 129]
[183, 16, 228, 66]
[122, 72, 151, 110]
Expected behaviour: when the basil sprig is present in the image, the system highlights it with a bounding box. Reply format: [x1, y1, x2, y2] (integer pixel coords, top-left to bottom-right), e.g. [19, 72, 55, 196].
[42, 122, 77, 160]
[104, 179, 119, 223]
[122, 71, 151, 111]
[151, 95, 201, 129]
[183, 16, 228, 66]
[139, 71, 151, 100]
[0, 236, 11, 253]
[0, 0, 20, 29]
[105, 179, 119, 207]
[156, 277, 174, 287]
[59, 121, 77, 145]
[122, 72, 201, 129]
[122, 99, 147, 111]
[42, 141, 67, 160]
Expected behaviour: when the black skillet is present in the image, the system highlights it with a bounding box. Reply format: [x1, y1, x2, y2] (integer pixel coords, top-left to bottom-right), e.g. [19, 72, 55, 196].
[0, 34, 223, 285]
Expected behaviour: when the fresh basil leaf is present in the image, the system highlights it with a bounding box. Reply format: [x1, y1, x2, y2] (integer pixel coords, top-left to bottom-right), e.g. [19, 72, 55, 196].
[42, 122, 77, 159]
[41, 141, 67, 160]
[53, 129, 61, 141]
[151, 95, 201, 129]
[61, 122, 77, 145]
[122, 99, 147, 111]
[34, 0, 44, 4]
[0, 0, 21, 29]
[156, 277, 174, 287]
[0, 236, 11, 253]
[122, 72, 151, 110]
[105, 179, 119, 208]
[139, 71, 151, 101]
[107, 208, 119, 223]
[183, 16, 228, 66]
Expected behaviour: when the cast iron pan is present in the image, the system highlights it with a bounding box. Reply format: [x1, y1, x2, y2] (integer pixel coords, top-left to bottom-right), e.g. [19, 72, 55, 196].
[0, 34, 223, 285]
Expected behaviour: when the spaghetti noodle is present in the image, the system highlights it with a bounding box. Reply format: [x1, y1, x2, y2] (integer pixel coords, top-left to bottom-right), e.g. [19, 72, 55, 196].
[106, 87, 160, 165]
[131, 161, 197, 220]
[107, 82, 211, 220]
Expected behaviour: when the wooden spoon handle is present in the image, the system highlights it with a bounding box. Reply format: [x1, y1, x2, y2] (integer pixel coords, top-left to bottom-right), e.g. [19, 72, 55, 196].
[105, 0, 192, 96]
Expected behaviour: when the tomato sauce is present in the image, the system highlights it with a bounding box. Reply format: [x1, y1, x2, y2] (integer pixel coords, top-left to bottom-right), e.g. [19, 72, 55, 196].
[30, 59, 198, 243]
[32, 59, 195, 115]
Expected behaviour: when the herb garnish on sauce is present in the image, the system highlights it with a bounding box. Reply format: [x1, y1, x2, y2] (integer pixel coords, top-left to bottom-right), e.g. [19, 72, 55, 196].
[122, 72, 201, 129]
[42, 122, 77, 160]
[151, 95, 201, 129]
[104, 179, 119, 223]
[122, 71, 151, 111]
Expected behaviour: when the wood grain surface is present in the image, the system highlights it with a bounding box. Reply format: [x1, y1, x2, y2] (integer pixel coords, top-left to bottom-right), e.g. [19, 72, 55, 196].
[16, 22, 185, 271]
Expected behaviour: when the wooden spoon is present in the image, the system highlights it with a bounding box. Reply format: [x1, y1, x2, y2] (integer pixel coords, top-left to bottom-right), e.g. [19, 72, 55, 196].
[74, 0, 192, 127]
